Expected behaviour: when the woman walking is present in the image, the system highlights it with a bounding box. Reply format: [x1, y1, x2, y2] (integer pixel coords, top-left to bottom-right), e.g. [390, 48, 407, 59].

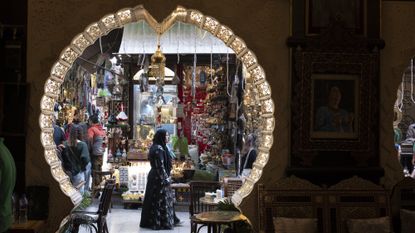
[140, 129, 180, 230]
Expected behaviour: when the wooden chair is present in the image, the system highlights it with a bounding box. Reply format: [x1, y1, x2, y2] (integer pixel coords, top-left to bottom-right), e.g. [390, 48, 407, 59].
[72, 179, 115, 233]
[189, 181, 221, 233]
[189, 181, 222, 216]
[223, 177, 243, 197]
[390, 177, 415, 233]
[258, 176, 390, 233]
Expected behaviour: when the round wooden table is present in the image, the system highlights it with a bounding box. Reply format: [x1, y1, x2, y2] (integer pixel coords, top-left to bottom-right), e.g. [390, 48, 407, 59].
[193, 210, 248, 233]
[199, 196, 228, 206]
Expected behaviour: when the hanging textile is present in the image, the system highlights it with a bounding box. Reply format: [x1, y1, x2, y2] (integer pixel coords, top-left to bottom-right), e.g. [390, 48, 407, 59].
[118, 21, 234, 54]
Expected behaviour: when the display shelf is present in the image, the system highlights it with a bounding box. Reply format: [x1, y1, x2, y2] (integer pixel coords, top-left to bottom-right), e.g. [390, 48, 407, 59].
[122, 199, 143, 209]
[171, 183, 190, 205]
[126, 158, 148, 162]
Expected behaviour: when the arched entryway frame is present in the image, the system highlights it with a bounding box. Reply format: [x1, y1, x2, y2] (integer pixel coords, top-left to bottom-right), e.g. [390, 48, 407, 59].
[38, 5, 275, 207]
[393, 58, 415, 176]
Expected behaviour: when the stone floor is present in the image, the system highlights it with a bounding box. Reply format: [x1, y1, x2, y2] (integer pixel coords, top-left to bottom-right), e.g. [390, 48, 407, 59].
[110, 209, 196, 233]
[78, 208, 205, 233]
[77, 194, 204, 233]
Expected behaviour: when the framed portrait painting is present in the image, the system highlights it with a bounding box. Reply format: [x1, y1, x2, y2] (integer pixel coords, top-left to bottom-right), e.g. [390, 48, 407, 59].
[310, 74, 359, 139]
[291, 51, 378, 167]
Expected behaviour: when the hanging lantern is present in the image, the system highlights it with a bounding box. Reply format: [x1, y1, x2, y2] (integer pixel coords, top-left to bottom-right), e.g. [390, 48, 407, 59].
[149, 45, 166, 87]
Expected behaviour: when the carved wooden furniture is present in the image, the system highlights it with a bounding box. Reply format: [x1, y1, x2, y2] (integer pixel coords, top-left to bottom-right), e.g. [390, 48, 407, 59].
[390, 177, 415, 233]
[258, 176, 324, 233]
[189, 181, 222, 216]
[72, 179, 115, 233]
[289, 23, 381, 168]
[193, 211, 248, 233]
[258, 176, 390, 233]
[223, 177, 243, 197]
[189, 181, 221, 233]
[287, 1, 384, 185]
[327, 177, 390, 233]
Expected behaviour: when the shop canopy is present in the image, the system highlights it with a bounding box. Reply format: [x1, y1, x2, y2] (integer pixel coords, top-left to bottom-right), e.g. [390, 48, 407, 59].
[118, 21, 234, 54]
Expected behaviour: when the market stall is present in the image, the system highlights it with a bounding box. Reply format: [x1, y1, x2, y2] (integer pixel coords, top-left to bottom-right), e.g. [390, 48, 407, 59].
[53, 20, 259, 207]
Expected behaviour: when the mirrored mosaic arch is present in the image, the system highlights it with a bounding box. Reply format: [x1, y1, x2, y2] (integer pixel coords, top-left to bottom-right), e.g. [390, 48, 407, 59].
[39, 5, 275, 206]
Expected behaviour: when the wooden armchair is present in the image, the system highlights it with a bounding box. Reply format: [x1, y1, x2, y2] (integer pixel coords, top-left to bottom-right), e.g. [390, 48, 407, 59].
[189, 181, 222, 216]
[258, 176, 390, 233]
[223, 177, 243, 197]
[327, 176, 390, 233]
[72, 179, 115, 233]
[390, 177, 415, 233]
[258, 176, 324, 233]
[189, 181, 221, 233]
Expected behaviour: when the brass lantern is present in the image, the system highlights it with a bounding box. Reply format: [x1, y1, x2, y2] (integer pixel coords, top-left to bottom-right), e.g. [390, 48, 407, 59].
[148, 45, 166, 86]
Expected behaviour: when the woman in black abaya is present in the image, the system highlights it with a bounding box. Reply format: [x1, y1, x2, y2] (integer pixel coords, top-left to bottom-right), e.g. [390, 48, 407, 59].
[140, 129, 180, 230]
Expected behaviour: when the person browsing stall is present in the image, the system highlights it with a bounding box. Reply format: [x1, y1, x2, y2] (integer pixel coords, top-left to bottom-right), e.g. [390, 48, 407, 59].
[140, 129, 181, 230]
[87, 114, 106, 195]
[240, 134, 257, 177]
[62, 126, 90, 193]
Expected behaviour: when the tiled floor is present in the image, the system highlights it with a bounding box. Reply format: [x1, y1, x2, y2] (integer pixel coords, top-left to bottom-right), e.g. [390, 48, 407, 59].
[78, 208, 206, 233]
[108, 209, 197, 233]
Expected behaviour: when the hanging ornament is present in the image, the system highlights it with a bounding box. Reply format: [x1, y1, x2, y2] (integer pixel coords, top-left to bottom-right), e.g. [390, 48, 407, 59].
[111, 77, 122, 101]
[138, 57, 150, 92]
[116, 103, 128, 125]
[148, 43, 166, 89]
[149, 36, 166, 109]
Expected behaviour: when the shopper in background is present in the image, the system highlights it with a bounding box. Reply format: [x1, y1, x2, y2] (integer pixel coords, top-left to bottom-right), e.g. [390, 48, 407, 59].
[53, 118, 66, 164]
[404, 123, 415, 175]
[62, 126, 90, 193]
[172, 129, 189, 160]
[239, 134, 257, 178]
[0, 137, 17, 233]
[87, 114, 106, 196]
[53, 118, 65, 147]
[140, 129, 181, 230]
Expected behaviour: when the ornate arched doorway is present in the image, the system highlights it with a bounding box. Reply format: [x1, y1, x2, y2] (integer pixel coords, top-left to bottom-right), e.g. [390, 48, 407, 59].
[38, 5, 275, 209]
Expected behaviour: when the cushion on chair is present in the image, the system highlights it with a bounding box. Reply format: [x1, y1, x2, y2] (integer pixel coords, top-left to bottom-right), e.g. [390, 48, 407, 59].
[347, 216, 390, 233]
[400, 209, 415, 233]
[272, 217, 317, 233]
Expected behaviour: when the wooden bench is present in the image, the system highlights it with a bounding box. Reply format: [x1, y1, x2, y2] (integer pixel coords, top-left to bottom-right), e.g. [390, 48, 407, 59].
[258, 176, 390, 233]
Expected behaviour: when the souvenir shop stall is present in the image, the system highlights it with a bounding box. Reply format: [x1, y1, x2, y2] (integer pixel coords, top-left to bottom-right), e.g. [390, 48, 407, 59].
[54, 20, 260, 205]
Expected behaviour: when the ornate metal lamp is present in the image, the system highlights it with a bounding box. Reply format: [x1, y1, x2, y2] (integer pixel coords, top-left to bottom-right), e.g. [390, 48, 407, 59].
[149, 43, 166, 88]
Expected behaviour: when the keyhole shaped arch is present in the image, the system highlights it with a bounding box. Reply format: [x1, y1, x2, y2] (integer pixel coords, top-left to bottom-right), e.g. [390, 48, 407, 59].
[39, 5, 275, 207]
